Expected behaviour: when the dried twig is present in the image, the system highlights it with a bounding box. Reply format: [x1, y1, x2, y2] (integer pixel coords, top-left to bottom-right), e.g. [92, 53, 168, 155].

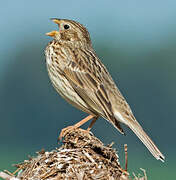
[0, 128, 146, 180]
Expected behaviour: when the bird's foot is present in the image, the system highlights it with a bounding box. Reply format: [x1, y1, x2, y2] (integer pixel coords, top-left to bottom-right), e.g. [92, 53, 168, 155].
[58, 126, 76, 141]
[58, 126, 90, 142]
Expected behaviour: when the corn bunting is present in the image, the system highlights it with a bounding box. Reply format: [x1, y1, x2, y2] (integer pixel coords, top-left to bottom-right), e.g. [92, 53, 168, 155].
[45, 18, 165, 162]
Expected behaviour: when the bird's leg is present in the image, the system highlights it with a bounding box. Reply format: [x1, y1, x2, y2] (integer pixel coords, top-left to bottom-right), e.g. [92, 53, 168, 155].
[87, 116, 98, 131]
[73, 115, 94, 128]
[58, 115, 95, 140]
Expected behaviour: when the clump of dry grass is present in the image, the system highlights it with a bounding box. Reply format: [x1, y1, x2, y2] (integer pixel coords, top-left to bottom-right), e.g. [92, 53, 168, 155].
[0, 128, 146, 180]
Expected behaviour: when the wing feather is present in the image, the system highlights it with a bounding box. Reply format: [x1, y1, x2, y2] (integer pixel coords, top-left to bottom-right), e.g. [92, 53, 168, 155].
[63, 49, 125, 134]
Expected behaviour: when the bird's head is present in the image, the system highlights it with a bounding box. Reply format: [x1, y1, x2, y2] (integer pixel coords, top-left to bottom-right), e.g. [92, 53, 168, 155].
[46, 18, 92, 46]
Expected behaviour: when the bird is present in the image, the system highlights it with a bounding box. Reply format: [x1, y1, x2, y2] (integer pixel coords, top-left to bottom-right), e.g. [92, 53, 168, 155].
[45, 18, 165, 162]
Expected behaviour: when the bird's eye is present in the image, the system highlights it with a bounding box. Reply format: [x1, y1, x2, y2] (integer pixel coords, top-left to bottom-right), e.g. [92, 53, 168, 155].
[64, 24, 70, 30]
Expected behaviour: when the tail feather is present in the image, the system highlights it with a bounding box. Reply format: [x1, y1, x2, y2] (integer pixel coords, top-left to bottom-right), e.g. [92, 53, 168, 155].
[128, 120, 165, 162]
[114, 112, 165, 162]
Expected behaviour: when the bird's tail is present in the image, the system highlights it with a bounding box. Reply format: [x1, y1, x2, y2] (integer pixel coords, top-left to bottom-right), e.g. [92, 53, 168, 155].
[114, 113, 165, 162]
[127, 120, 165, 162]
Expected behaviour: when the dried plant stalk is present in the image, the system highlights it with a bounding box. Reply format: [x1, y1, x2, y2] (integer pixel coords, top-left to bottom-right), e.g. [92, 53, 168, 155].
[0, 129, 146, 180]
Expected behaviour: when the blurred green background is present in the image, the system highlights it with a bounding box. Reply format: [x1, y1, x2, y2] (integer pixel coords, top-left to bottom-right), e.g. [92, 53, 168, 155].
[0, 1, 175, 179]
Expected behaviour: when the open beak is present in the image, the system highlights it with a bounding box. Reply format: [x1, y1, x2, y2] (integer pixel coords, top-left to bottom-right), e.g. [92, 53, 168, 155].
[46, 31, 58, 37]
[50, 18, 61, 25]
[46, 18, 61, 37]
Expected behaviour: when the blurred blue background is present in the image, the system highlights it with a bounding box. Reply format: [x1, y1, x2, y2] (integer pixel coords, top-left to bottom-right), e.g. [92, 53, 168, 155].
[0, 0, 175, 179]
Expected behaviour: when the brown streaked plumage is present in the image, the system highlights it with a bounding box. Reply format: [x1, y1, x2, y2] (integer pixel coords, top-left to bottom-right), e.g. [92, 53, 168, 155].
[45, 18, 165, 162]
